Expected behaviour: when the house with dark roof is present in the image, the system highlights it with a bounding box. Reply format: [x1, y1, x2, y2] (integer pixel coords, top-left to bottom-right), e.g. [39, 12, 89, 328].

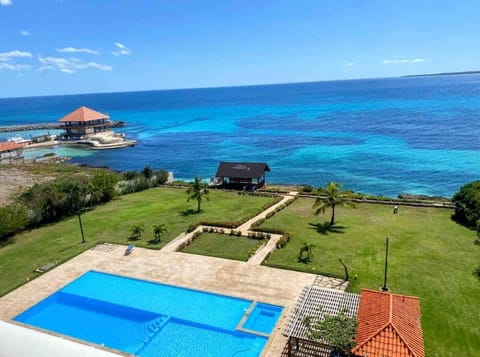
[0, 142, 25, 164]
[58, 106, 110, 139]
[213, 162, 270, 190]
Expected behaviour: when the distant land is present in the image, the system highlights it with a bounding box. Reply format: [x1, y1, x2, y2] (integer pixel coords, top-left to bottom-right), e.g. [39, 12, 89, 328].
[404, 70, 480, 78]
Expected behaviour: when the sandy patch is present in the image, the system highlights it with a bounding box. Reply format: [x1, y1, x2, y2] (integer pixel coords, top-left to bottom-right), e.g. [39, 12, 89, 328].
[0, 167, 53, 206]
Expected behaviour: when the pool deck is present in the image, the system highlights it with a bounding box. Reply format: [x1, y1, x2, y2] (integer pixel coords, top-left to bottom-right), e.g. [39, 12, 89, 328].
[0, 244, 346, 356]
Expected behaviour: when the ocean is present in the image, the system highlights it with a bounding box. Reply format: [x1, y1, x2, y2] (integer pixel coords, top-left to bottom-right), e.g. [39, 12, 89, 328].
[1, 75, 479, 197]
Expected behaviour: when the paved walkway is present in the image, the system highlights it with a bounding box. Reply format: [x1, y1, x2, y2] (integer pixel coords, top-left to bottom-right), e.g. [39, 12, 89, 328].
[237, 192, 297, 233]
[163, 192, 298, 265]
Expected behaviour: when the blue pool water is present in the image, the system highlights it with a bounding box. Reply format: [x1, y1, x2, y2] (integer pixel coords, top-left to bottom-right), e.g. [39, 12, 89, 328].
[14, 271, 283, 356]
[243, 303, 283, 335]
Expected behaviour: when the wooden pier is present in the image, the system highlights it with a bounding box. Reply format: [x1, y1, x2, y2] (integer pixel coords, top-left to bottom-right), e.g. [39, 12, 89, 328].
[0, 121, 126, 133]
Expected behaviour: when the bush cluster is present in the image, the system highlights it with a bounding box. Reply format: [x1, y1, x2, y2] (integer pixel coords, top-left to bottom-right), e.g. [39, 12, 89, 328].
[452, 181, 480, 229]
[276, 232, 292, 249]
[247, 231, 271, 240]
[1, 170, 120, 241]
[118, 166, 169, 194]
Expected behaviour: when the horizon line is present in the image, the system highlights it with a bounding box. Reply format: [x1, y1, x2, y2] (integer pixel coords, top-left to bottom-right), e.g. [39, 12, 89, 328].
[1, 71, 479, 100]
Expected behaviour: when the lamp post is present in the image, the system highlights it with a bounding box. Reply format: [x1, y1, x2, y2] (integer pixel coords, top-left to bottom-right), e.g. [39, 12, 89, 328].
[78, 210, 86, 244]
[381, 237, 389, 291]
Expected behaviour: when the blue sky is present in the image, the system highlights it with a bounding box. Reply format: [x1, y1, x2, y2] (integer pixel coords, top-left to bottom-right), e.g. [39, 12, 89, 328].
[0, 0, 479, 98]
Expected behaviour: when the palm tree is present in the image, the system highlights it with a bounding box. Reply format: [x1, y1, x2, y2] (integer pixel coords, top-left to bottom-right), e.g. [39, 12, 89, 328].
[313, 182, 355, 225]
[186, 177, 209, 213]
[152, 224, 168, 243]
[130, 224, 144, 240]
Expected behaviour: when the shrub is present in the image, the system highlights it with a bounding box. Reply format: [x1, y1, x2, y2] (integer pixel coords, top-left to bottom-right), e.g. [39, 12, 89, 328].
[0, 203, 29, 241]
[251, 218, 266, 228]
[154, 170, 169, 186]
[453, 181, 480, 227]
[142, 165, 154, 179]
[301, 185, 314, 193]
[276, 233, 291, 249]
[187, 223, 198, 233]
[265, 211, 276, 219]
[124, 171, 139, 180]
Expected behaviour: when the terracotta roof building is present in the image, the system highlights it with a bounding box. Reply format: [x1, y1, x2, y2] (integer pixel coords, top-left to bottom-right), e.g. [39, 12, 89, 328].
[353, 289, 425, 357]
[0, 142, 25, 164]
[58, 106, 110, 139]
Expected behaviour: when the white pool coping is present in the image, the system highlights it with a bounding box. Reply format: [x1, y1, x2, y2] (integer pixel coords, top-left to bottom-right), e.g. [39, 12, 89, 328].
[0, 321, 122, 357]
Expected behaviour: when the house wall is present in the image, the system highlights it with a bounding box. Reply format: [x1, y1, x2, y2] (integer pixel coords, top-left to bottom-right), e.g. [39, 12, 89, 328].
[0, 149, 24, 164]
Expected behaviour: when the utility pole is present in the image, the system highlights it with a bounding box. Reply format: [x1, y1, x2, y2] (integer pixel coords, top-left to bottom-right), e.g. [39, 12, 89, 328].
[381, 237, 389, 291]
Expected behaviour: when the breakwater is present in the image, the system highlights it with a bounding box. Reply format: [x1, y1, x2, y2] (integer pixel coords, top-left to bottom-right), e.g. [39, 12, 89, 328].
[0, 121, 126, 133]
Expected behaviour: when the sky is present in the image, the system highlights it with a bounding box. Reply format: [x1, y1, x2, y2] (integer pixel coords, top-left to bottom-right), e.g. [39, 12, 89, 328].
[0, 0, 479, 98]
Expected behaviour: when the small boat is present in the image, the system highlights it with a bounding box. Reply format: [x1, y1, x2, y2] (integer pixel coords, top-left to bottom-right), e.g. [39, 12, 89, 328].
[7, 135, 31, 144]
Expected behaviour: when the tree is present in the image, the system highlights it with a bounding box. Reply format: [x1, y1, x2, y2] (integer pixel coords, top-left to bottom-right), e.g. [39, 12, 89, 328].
[303, 309, 358, 356]
[452, 181, 480, 228]
[186, 177, 209, 213]
[130, 224, 144, 240]
[142, 165, 154, 179]
[313, 182, 355, 226]
[154, 169, 169, 186]
[152, 224, 168, 243]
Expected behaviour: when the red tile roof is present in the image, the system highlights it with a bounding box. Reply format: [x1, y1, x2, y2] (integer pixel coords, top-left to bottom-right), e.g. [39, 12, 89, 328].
[0, 141, 25, 152]
[353, 289, 425, 357]
[58, 106, 109, 123]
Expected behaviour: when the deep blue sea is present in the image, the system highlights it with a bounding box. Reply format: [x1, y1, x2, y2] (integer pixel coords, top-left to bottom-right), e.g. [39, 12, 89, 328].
[1, 75, 479, 197]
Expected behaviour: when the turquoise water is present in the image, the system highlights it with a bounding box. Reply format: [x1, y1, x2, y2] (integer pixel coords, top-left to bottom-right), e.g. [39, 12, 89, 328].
[14, 271, 283, 356]
[243, 303, 283, 334]
[1, 75, 479, 197]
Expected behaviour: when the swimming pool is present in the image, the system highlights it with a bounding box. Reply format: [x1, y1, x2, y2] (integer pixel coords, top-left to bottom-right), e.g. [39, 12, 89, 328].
[14, 271, 283, 356]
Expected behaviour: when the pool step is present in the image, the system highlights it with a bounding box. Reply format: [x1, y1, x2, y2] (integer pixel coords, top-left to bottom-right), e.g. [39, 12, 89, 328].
[135, 315, 170, 355]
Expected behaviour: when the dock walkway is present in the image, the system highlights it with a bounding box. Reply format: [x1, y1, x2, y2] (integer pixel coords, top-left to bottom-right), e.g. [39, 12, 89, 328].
[0, 121, 125, 133]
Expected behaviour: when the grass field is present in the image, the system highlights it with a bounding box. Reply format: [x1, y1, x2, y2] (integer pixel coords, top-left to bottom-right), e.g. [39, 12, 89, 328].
[260, 197, 479, 357]
[181, 232, 264, 261]
[0, 187, 275, 296]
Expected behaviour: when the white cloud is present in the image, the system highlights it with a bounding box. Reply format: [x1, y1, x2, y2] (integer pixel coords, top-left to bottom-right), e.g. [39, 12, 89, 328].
[0, 62, 32, 71]
[20, 30, 30, 36]
[382, 58, 426, 65]
[57, 47, 99, 55]
[37, 56, 112, 74]
[345, 62, 356, 67]
[87, 62, 112, 71]
[0, 50, 33, 61]
[410, 58, 425, 64]
[0, 0, 12, 6]
[112, 42, 131, 56]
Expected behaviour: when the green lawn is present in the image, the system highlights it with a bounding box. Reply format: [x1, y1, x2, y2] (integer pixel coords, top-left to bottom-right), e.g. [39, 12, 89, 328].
[259, 197, 479, 357]
[0, 187, 276, 296]
[181, 232, 264, 261]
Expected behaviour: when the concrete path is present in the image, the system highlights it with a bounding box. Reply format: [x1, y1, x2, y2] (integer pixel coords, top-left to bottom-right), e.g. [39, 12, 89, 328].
[237, 191, 298, 233]
[162, 192, 299, 265]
